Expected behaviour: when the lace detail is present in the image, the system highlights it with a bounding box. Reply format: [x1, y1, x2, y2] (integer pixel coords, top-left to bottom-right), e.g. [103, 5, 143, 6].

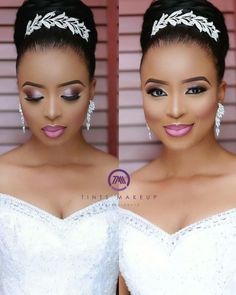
[0, 194, 119, 295]
[119, 207, 236, 295]
[119, 207, 236, 244]
[0, 193, 118, 228]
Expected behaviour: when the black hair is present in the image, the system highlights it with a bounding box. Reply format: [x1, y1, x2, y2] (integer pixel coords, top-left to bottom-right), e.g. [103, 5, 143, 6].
[140, 0, 229, 81]
[14, 0, 97, 79]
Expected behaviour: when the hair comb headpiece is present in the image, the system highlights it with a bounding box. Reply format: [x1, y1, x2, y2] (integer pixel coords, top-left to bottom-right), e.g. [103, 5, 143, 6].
[25, 11, 90, 42]
[151, 9, 220, 41]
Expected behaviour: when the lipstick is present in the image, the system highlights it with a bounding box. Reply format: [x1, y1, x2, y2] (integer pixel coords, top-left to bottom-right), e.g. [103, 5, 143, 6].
[41, 125, 66, 139]
[164, 124, 194, 137]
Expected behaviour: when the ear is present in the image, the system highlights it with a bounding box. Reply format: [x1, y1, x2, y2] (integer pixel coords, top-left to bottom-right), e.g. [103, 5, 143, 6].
[89, 78, 96, 99]
[218, 80, 227, 103]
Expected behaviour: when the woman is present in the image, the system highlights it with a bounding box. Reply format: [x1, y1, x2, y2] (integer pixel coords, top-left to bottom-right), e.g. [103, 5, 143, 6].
[0, 0, 118, 294]
[119, 0, 236, 294]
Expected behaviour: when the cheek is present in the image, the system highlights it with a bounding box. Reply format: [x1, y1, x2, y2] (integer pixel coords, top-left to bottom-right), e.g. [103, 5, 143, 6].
[21, 105, 39, 124]
[66, 95, 90, 126]
[143, 95, 166, 122]
[69, 104, 88, 125]
[190, 97, 217, 121]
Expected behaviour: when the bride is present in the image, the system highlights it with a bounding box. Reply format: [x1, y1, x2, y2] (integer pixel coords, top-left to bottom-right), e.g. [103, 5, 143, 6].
[119, 0, 236, 294]
[0, 0, 118, 294]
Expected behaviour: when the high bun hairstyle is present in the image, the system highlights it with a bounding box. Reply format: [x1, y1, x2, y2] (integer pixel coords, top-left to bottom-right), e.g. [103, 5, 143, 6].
[14, 0, 97, 79]
[140, 0, 229, 81]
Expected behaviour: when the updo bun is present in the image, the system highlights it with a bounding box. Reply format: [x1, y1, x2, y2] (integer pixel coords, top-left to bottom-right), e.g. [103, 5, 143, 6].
[140, 0, 229, 81]
[14, 0, 97, 78]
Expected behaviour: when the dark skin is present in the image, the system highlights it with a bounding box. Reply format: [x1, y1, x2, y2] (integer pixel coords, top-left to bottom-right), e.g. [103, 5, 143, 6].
[119, 42, 236, 294]
[0, 47, 117, 219]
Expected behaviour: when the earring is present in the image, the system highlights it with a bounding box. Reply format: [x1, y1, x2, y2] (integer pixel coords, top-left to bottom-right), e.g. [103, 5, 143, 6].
[86, 100, 96, 131]
[215, 102, 224, 137]
[18, 103, 26, 133]
[146, 122, 152, 140]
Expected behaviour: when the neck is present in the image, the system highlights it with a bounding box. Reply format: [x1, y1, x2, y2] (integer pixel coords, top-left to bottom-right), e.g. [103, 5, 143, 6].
[158, 132, 226, 178]
[23, 130, 89, 167]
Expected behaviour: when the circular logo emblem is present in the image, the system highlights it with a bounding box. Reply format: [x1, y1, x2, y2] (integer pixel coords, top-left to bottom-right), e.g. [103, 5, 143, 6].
[108, 169, 130, 191]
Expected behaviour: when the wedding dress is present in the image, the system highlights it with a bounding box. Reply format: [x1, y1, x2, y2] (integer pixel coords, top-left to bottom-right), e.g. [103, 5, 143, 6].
[119, 207, 236, 295]
[0, 193, 119, 295]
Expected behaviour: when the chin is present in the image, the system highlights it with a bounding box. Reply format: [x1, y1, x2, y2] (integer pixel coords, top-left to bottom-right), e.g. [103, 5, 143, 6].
[158, 135, 196, 152]
[164, 142, 195, 151]
[32, 133, 68, 147]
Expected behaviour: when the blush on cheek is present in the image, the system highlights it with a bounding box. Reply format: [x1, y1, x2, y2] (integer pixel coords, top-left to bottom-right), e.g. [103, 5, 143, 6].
[144, 103, 163, 124]
[71, 107, 87, 127]
[194, 100, 217, 120]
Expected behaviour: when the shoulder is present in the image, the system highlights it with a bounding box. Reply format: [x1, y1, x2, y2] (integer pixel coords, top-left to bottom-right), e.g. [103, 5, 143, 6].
[218, 150, 236, 176]
[85, 145, 118, 174]
[0, 145, 26, 167]
[119, 160, 162, 210]
[0, 147, 23, 169]
[0, 147, 26, 189]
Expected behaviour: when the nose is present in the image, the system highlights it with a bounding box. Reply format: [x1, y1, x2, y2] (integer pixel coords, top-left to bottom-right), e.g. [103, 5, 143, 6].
[43, 96, 62, 121]
[166, 94, 186, 119]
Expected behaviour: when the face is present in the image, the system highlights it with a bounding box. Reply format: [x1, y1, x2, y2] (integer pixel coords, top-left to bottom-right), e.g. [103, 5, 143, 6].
[17, 47, 95, 146]
[140, 42, 226, 151]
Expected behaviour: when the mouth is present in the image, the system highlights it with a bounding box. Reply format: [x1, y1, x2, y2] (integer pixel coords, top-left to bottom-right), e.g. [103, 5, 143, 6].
[41, 125, 67, 139]
[164, 123, 194, 137]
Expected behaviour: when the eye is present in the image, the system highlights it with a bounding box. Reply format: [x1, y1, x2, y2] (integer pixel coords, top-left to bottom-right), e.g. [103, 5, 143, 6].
[147, 88, 167, 97]
[61, 94, 81, 101]
[186, 86, 207, 95]
[24, 96, 44, 102]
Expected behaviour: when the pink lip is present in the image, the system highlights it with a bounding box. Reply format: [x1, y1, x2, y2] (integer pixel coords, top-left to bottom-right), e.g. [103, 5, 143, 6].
[164, 124, 194, 137]
[41, 125, 66, 139]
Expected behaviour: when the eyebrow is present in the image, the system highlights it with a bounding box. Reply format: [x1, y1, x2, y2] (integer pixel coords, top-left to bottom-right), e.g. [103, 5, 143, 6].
[181, 76, 212, 86]
[145, 78, 168, 86]
[145, 76, 211, 86]
[22, 79, 85, 88]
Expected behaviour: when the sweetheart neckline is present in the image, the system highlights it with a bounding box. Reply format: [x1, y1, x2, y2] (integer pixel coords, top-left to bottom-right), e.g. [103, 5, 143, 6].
[0, 192, 118, 222]
[119, 206, 236, 238]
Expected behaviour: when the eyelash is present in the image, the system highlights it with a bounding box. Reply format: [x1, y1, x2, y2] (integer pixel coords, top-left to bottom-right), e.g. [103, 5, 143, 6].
[24, 94, 81, 102]
[24, 96, 44, 102]
[61, 94, 81, 101]
[147, 88, 167, 97]
[186, 86, 207, 94]
[147, 86, 207, 97]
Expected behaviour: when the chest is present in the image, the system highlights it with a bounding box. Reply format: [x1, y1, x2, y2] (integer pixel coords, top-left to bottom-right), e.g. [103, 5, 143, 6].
[120, 214, 236, 295]
[0, 166, 112, 219]
[124, 176, 236, 235]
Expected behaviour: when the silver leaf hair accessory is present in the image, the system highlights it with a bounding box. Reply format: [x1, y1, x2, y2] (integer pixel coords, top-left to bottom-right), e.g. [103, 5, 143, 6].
[151, 9, 220, 42]
[25, 11, 90, 42]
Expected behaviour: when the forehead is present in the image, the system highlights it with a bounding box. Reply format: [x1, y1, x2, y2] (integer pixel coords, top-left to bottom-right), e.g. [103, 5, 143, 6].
[141, 42, 217, 82]
[17, 47, 89, 85]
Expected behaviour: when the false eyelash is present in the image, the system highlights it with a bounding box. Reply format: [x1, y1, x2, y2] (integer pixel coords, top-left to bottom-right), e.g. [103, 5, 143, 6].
[61, 94, 81, 101]
[186, 86, 207, 95]
[24, 96, 44, 102]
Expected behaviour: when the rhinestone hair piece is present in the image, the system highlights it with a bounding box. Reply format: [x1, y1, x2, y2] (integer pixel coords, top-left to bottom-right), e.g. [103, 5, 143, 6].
[25, 11, 90, 42]
[151, 9, 220, 42]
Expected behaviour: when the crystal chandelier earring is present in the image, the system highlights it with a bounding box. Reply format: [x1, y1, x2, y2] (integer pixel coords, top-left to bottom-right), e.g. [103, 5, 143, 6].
[215, 102, 224, 137]
[18, 102, 26, 133]
[146, 122, 152, 140]
[86, 100, 96, 131]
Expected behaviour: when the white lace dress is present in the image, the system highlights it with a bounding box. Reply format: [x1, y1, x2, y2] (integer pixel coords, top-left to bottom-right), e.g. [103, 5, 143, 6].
[119, 207, 236, 295]
[0, 194, 119, 295]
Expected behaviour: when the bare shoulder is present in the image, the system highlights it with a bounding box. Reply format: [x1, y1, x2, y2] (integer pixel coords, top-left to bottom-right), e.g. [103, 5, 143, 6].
[129, 157, 163, 182]
[0, 146, 24, 168]
[219, 150, 236, 175]
[81, 146, 118, 196]
[86, 145, 118, 173]
[0, 146, 26, 188]
[119, 159, 161, 210]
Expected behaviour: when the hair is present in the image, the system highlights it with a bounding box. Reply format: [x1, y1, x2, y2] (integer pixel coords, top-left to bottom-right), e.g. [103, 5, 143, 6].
[140, 0, 229, 81]
[14, 0, 97, 79]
